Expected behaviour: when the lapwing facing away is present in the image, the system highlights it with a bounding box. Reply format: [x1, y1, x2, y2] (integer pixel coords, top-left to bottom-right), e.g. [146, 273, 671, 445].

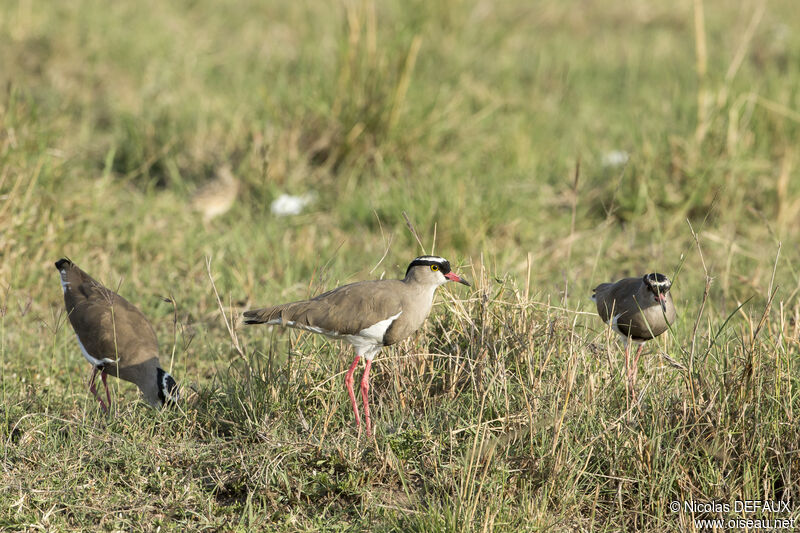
[55, 258, 179, 411]
[243, 256, 470, 436]
[592, 273, 676, 400]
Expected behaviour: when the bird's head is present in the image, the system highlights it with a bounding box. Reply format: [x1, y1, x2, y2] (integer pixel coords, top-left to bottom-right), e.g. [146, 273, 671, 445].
[156, 368, 180, 408]
[405, 256, 471, 287]
[643, 273, 672, 313]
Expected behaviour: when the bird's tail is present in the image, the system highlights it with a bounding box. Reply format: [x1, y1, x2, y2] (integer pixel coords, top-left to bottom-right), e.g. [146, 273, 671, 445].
[55, 258, 73, 271]
[243, 307, 277, 325]
[591, 282, 612, 302]
[55, 257, 95, 295]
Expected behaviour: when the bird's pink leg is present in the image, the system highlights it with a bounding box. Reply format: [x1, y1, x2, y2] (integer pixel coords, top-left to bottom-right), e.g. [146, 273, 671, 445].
[360, 359, 372, 437]
[88, 367, 108, 413]
[345, 356, 362, 432]
[631, 344, 644, 390]
[624, 342, 631, 408]
[100, 371, 111, 408]
[88, 366, 99, 397]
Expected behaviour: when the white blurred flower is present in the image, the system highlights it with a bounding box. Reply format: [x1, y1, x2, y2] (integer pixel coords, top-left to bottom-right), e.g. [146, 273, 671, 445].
[602, 150, 630, 167]
[270, 193, 315, 217]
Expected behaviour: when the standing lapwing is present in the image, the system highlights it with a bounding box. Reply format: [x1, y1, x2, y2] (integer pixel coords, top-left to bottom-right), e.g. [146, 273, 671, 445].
[592, 273, 676, 400]
[243, 256, 470, 436]
[55, 258, 179, 410]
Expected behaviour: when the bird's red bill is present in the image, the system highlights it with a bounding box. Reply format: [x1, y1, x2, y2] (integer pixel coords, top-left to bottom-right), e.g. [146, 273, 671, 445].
[445, 272, 471, 286]
[656, 292, 668, 312]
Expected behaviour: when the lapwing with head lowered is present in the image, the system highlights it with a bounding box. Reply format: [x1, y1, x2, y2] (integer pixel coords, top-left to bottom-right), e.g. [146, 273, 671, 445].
[55, 258, 179, 411]
[243, 255, 470, 436]
[592, 273, 676, 400]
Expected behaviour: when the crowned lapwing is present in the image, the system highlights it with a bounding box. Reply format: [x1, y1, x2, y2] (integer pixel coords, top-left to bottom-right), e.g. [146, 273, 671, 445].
[55, 259, 179, 410]
[243, 255, 470, 436]
[592, 273, 676, 400]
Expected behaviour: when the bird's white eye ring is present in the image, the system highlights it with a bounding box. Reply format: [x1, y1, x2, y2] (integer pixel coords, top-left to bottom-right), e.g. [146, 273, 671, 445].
[430, 264, 439, 272]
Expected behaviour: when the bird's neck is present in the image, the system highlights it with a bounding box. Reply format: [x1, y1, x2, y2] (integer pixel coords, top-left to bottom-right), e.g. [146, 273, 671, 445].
[411, 281, 439, 308]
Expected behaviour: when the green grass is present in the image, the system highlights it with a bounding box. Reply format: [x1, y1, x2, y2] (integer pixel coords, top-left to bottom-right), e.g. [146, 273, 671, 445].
[2, 0, 800, 530]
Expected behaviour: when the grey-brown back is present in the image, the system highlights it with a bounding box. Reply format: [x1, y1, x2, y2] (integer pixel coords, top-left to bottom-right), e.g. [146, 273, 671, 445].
[244, 278, 437, 346]
[57, 259, 163, 395]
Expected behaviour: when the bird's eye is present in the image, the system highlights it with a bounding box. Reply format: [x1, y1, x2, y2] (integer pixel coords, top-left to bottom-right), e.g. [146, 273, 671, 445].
[430, 264, 439, 272]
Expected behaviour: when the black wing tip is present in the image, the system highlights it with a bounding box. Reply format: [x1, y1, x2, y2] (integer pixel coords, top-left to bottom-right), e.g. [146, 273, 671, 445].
[242, 309, 263, 325]
[55, 257, 73, 270]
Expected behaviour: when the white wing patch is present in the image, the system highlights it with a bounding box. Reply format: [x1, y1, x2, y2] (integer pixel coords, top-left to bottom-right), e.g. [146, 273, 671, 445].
[264, 312, 403, 361]
[75, 335, 117, 367]
[358, 311, 402, 342]
[345, 311, 403, 359]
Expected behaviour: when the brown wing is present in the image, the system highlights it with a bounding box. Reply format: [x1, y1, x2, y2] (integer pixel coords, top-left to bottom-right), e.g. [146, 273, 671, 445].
[244, 279, 404, 337]
[60, 261, 159, 365]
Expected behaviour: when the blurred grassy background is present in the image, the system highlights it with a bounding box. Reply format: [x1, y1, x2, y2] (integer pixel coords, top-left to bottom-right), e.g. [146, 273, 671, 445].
[1, 0, 799, 530]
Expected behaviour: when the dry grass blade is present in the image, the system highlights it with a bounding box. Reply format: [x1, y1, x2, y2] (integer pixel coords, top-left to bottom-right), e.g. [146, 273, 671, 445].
[402, 210, 426, 254]
[369, 209, 393, 275]
[205, 255, 245, 361]
[751, 242, 781, 345]
[388, 35, 422, 131]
